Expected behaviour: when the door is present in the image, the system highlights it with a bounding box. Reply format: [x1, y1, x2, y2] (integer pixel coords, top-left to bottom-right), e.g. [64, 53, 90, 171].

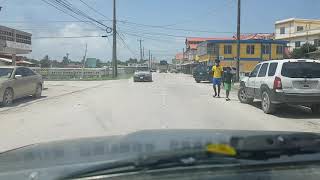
[254, 63, 269, 98]
[22, 67, 38, 94]
[246, 64, 261, 97]
[12, 67, 33, 98]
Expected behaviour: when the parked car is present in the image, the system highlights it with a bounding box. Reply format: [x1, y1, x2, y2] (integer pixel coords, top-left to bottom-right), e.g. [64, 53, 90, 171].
[238, 59, 320, 114]
[133, 70, 153, 82]
[193, 65, 212, 83]
[0, 66, 43, 106]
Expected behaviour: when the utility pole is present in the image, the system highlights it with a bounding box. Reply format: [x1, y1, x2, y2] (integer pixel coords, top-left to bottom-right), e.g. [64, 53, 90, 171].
[143, 47, 145, 60]
[81, 43, 88, 79]
[112, 0, 117, 77]
[138, 39, 143, 62]
[236, 0, 241, 82]
[151, 53, 153, 69]
[148, 49, 151, 69]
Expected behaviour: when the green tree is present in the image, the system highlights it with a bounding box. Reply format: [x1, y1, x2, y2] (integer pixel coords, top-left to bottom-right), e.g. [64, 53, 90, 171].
[62, 55, 70, 65]
[290, 43, 317, 59]
[40, 55, 51, 68]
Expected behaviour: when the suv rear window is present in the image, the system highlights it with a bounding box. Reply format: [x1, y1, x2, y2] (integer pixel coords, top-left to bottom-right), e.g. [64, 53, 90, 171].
[281, 62, 320, 78]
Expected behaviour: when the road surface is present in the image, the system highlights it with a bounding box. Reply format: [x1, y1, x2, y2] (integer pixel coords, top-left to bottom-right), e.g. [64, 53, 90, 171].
[1, 73, 320, 152]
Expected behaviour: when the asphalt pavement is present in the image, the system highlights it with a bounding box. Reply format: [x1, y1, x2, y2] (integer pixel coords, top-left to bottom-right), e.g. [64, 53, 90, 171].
[1, 73, 320, 152]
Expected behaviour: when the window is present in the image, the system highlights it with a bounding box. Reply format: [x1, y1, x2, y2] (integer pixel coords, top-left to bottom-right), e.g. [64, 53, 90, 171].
[250, 64, 261, 77]
[281, 62, 320, 78]
[280, 27, 285, 34]
[224, 45, 232, 54]
[15, 68, 26, 77]
[297, 26, 304, 32]
[261, 44, 270, 54]
[258, 63, 269, 77]
[314, 39, 320, 47]
[295, 41, 301, 47]
[268, 63, 278, 76]
[276, 45, 283, 54]
[246, 45, 255, 54]
[23, 68, 36, 76]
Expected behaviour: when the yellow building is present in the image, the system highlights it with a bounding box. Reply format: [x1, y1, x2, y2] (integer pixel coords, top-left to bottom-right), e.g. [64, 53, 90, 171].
[197, 39, 288, 72]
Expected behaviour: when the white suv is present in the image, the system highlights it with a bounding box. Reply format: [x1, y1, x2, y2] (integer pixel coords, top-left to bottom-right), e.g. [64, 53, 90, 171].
[238, 59, 320, 114]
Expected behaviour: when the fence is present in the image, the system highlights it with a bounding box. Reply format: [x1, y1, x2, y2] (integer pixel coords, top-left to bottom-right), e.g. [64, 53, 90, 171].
[30, 67, 132, 80]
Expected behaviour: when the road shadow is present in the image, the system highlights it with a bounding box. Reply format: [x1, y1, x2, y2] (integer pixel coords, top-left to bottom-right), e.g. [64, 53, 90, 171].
[0, 96, 48, 108]
[248, 101, 320, 119]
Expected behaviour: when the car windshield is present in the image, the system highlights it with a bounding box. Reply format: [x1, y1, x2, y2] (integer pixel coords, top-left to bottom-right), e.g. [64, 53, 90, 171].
[0, 68, 13, 78]
[281, 62, 320, 78]
[0, 0, 320, 179]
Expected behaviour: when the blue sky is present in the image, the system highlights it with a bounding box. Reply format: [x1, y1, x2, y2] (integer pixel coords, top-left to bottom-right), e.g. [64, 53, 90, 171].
[0, 0, 319, 62]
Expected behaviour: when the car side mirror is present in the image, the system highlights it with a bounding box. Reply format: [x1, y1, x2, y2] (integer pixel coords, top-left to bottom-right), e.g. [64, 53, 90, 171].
[15, 75, 22, 79]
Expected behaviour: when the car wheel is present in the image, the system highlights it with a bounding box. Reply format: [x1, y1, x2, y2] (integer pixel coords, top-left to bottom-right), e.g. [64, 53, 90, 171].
[261, 91, 276, 114]
[33, 84, 42, 98]
[238, 87, 253, 104]
[311, 104, 320, 114]
[195, 79, 200, 83]
[2, 88, 13, 106]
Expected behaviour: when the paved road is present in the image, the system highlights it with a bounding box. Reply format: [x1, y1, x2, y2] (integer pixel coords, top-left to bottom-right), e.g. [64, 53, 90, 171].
[1, 73, 320, 152]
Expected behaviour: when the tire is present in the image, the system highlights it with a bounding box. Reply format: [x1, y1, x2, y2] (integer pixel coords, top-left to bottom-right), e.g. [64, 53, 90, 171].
[195, 79, 200, 83]
[2, 88, 14, 106]
[261, 91, 276, 114]
[238, 87, 254, 104]
[311, 104, 320, 114]
[33, 84, 42, 98]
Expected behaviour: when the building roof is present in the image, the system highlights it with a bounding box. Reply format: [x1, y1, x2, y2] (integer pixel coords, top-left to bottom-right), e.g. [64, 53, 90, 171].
[205, 39, 288, 44]
[275, 18, 320, 24]
[175, 53, 183, 60]
[186, 37, 233, 42]
[0, 57, 12, 63]
[234, 33, 275, 40]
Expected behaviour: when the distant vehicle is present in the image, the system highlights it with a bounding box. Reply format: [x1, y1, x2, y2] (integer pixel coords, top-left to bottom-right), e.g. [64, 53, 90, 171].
[159, 60, 168, 73]
[170, 69, 178, 73]
[150, 68, 157, 72]
[133, 70, 153, 82]
[0, 66, 43, 106]
[238, 59, 320, 114]
[193, 65, 212, 83]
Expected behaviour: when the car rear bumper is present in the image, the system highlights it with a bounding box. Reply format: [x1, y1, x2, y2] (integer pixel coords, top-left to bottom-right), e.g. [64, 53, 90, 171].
[194, 75, 211, 81]
[134, 76, 152, 82]
[273, 91, 320, 104]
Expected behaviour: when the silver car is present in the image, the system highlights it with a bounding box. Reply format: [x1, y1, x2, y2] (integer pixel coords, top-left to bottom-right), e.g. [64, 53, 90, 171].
[0, 66, 43, 106]
[133, 70, 153, 82]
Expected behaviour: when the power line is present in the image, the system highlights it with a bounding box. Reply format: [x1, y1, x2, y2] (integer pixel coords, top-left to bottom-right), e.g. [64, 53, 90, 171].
[45, 0, 112, 32]
[32, 35, 103, 39]
[79, 0, 111, 20]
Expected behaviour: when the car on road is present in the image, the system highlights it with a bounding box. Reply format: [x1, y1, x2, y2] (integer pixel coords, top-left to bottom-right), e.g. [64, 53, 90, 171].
[238, 59, 320, 114]
[133, 70, 153, 82]
[0, 66, 43, 106]
[193, 65, 212, 83]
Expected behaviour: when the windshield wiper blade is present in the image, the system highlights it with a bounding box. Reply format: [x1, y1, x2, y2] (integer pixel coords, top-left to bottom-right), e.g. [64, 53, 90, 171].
[231, 133, 320, 160]
[63, 150, 242, 180]
[64, 133, 320, 179]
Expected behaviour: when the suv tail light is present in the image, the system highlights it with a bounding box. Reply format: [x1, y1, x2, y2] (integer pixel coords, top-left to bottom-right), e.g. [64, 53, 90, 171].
[273, 76, 282, 89]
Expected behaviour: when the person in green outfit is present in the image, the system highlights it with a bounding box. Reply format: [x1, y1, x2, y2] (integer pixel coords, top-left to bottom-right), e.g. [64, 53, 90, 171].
[223, 67, 233, 101]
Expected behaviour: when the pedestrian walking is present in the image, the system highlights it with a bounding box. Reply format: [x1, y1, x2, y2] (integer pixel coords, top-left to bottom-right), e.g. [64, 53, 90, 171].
[223, 67, 233, 101]
[212, 59, 223, 98]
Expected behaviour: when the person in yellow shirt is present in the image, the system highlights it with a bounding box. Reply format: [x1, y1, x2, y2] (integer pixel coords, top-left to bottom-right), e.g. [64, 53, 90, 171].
[212, 60, 223, 98]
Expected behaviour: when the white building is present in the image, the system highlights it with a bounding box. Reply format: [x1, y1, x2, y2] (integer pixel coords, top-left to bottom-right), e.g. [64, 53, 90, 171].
[275, 18, 320, 51]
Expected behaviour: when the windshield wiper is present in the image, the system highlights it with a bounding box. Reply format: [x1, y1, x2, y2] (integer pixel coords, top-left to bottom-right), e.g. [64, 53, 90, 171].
[63, 133, 320, 179]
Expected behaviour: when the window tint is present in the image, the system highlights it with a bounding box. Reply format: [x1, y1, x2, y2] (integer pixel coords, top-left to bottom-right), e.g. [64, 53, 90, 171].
[295, 41, 301, 47]
[23, 68, 36, 76]
[250, 64, 261, 77]
[281, 62, 320, 78]
[258, 63, 268, 77]
[15, 68, 26, 76]
[268, 63, 278, 76]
